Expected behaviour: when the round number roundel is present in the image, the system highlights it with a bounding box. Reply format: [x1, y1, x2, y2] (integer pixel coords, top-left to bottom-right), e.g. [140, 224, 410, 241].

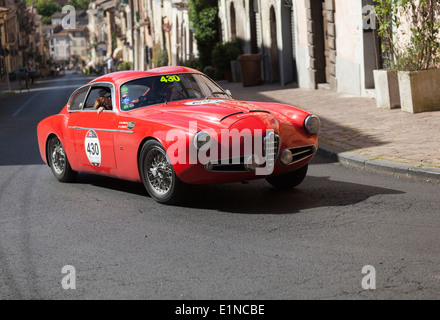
[85, 130, 101, 167]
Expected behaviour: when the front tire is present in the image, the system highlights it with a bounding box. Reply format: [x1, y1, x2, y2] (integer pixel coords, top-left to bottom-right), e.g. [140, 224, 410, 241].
[139, 140, 186, 205]
[266, 164, 308, 190]
[47, 136, 77, 182]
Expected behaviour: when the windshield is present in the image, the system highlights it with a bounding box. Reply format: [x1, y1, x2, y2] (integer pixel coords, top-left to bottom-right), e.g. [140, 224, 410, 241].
[119, 73, 231, 111]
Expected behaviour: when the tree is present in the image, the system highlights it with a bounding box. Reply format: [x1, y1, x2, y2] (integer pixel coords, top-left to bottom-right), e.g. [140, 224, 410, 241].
[68, 0, 90, 10]
[26, 0, 61, 24]
[188, 0, 219, 69]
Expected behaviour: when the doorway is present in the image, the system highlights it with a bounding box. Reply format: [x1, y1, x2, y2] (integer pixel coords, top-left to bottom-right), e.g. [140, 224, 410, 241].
[281, 0, 297, 85]
[270, 6, 280, 83]
[322, 2, 330, 83]
[230, 2, 237, 41]
[307, 0, 334, 88]
[249, 0, 258, 53]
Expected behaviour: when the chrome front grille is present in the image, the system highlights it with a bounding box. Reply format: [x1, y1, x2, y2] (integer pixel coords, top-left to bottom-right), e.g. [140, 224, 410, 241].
[264, 132, 280, 166]
[204, 133, 281, 172]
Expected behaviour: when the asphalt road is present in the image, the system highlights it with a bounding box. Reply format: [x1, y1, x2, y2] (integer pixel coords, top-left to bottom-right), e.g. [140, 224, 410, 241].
[0, 74, 439, 300]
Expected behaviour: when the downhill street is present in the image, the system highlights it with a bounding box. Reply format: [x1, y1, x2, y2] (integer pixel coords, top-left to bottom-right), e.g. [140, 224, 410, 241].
[0, 73, 439, 299]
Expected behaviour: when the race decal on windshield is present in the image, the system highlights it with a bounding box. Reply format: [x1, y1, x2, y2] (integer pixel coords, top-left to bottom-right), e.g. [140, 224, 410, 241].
[160, 75, 180, 83]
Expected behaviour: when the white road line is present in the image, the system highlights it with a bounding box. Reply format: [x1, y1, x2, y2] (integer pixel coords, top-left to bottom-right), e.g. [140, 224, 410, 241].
[12, 92, 42, 117]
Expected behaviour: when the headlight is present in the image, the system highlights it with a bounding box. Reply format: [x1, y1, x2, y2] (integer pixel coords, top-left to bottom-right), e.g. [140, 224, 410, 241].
[304, 115, 321, 135]
[193, 131, 212, 150]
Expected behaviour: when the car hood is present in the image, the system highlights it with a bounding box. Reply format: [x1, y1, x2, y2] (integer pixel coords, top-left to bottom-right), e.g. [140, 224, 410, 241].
[133, 99, 280, 129]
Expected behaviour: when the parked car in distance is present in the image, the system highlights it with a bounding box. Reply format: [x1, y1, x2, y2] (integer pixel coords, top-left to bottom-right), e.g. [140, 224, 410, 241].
[8, 67, 39, 82]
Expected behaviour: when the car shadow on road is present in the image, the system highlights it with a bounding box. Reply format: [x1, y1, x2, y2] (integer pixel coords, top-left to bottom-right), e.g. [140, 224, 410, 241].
[73, 173, 148, 197]
[177, 175, 404, 214]
[72, 167, 404, 215]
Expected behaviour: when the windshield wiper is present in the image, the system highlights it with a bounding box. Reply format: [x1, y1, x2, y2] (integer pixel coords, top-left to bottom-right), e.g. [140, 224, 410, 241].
[205, 91, 230, 99]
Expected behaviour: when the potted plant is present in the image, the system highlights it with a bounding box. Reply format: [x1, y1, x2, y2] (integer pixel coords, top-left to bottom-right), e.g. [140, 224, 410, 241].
[373, 0, 403, 109]
[211, 40, 243, 81]
[226, 39, 243, 82]
[212, 42, 230, 80]
[374, 0, 440, 113]
[395, 0, 440, 113]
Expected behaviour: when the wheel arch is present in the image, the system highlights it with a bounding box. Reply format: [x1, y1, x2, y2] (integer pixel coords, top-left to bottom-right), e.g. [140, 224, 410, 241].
[45, 133, 58, 167]
[137, 136, 160, 177]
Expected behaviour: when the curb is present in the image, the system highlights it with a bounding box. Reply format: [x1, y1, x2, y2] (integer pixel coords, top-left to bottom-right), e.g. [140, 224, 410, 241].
[317, 142, 440, 183]
[0, 91, 17, 100]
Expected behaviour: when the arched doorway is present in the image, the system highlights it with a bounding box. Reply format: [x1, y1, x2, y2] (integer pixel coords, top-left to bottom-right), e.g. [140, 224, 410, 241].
[306, 0, 327, 87]
[270, 6, 280, 83]
[230, 2, 237, 41]
[249, 0, 258, 54]
[281, 0, 297, 85]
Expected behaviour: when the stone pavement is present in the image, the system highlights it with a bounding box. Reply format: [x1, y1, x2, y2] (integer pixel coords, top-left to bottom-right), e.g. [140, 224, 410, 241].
[221, 81, 440, 182]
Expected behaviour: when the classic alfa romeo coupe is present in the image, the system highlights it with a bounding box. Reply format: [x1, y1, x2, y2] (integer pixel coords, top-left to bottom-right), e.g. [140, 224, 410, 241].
[37, 66, 320, 204]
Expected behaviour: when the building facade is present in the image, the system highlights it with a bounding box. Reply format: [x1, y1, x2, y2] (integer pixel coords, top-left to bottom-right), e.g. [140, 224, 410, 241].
[51, 32, 70, 62]
[0, 0, 25, 74]
[49, 10, 90, 66]
[86, 0, 197, 72]
[218, 0, 380, 97]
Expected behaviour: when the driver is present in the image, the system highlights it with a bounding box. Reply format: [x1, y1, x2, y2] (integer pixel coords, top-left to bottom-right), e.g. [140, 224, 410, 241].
[156, 80, 182, 102]
[94, 89, 112, 114]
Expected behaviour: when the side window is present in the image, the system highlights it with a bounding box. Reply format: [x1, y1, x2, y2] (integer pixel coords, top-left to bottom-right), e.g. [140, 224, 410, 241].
[84, 86, 113, 110]
[69, 86, 89, 111]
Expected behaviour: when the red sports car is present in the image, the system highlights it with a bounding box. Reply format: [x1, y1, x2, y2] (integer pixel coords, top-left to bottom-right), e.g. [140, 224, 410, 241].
[37, 66, 320, 204]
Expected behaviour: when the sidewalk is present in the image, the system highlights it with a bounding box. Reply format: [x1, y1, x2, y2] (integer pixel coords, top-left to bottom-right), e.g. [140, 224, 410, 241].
[0, 74, 67, 98]
[221, 81, 440, 182]
[0, 76, 32, 98]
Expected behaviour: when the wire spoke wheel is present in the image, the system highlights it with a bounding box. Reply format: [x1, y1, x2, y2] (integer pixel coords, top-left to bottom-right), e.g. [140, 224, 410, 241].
[145, 148, 173, 195]
[140, 140, 186, 205]
[51, 138, 66, 175]
[48, 136, 76, 182]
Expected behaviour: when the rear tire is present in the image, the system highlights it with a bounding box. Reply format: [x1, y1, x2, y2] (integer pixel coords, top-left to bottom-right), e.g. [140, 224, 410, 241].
[139, 140, 186, 205]
[47, 136, 77, 182]
[266, 164, 308, 190]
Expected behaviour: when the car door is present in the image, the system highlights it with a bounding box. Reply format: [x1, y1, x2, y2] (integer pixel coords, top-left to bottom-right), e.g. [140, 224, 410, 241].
[67, 83, 117, 172]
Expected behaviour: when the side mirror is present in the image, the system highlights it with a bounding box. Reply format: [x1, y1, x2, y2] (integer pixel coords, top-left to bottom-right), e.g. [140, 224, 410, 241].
[226, 89, 232, 97]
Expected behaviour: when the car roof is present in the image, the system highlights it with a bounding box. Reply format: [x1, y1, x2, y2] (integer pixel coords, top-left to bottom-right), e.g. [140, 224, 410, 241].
[88, 66, 202, 87]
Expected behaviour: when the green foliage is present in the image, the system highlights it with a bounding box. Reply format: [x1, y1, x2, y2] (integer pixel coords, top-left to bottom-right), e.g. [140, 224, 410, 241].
[117, 61, 132, 71]
[188, 0, 219, 69]
[26, 0, 61, 19]
[68, 0, 90, 10]
[185, 58, 202, 71]
[373, 0, 402, 69]
[212, 40, 243, 73]
[41, 16, 52, 25]
[398, 0, 440, 70]
[374, 0, 440, 70]
[152, 44, 169, 68]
